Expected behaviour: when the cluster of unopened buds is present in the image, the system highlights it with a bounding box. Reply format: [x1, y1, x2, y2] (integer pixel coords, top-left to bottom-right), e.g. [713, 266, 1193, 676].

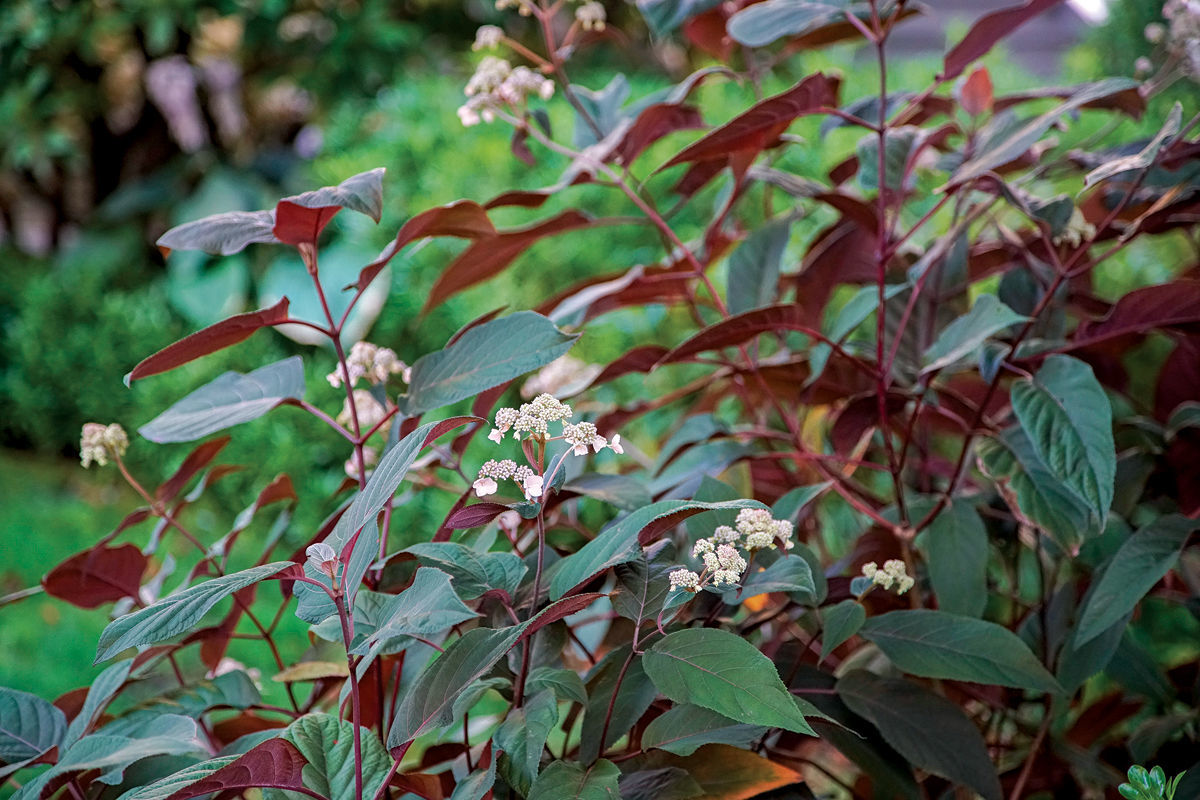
[668, 508, 795, 592]
[861, 559, 914, 594]
[457, 55, 554, 127]
[326, 341, 409, 388]
[80, 423, 130, 468]
[472, 393, 623, 501]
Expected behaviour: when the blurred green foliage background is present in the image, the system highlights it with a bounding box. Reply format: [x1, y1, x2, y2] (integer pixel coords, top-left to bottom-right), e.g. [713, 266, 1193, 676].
[2, 0, 1196, 702]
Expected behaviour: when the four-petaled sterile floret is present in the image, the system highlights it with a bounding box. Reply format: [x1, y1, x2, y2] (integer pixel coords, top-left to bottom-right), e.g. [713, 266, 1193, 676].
[575, 1, 606, 31]
[669, 569, 701, 592]
[80, 423, 129, 468]
[563, 421, 604, 455]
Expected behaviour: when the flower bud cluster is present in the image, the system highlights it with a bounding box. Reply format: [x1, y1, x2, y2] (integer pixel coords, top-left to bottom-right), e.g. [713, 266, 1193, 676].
[326, 341, 409, 388]
[575, 1, 606, 30]
[473, 25, 505, 51]
[458, 56, 554, 127]
[473, 458, 544, 501]
[80, 423, 129, 468]
[861, 559, 914, 594]
[669, 509, 793, 593]
[1163, 1, 1200, 80]
[487, 393, 622, 455]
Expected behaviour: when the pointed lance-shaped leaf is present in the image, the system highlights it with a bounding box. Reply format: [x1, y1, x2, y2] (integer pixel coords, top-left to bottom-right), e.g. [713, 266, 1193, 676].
[125, 297, 290, 384]
[43, 544, 148, 609]
[942, 0, 1063, 80]
[662, 73, 840, 170]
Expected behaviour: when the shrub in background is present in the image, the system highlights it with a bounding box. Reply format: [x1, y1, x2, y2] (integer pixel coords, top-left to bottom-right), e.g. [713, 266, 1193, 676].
[3, 1, 1200, 799]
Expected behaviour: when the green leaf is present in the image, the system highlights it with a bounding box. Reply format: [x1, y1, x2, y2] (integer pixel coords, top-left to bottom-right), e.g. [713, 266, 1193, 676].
[613, 546, 676, 625]
[738, 555, 815, 602]
[808, 285, 905, 386]
[821, 600, 866, 662]
[857, 126, 925, 192]
[1010, 355, 1115, 524]
[405, 543, 526, 600]
[14, 716, 206, 800]
[1057, 610, 1130, 695]
[295, 521, 378, 625]
[644, 628, 815, 735]
[1085, 102, 1182, 187]
[641, 704, 766, 756]
[859, 610, 1061, 693]
[528, 759, 621, 800]
[281, 713, 391, 800]
[563, 473, 652, 512]
[328, 417, 477, 558]
[728, 0, 864, 47]
[727, 217, 791, 315]
[921, 501, 988, 618]
[449, 750, 497, 800]
[1075, 515, 1199, 646]
[978, 427, 1099, 552]
[526, 666, 588, 705]
[138, 357, 305, 443]
[837, 671, 1002, 800]
[401, 312, 578, 415]
[922, 295, 1027, 373]
[388, 624, 527, 748]
[496, 690, 559, 796]
[96, 562, 296, 662]
[0, 686, 66, 765]
[550, 499, 767, 600]
[114, 756, 239, 800]
[352, 567, 480, 659]
[950, 78, 1141, 185]
[637, 0, 723, 35]
[64, 661, 134, 747]
[580, 645, 657, 762]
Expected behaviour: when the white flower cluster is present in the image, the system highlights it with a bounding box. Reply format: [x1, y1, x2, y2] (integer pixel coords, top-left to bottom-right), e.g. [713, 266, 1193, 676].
[1156, 1, 1200, 80]
[716, 508, 796, 552]
[473, 458, 544, 501]
[458, 56, 554, 127]
[861, 560, 914, 594]
[521, 355, 602, 399]
[344, 446, 379, 482]
[669, 509, 794, 593]
[338, 390, 391, 435]
[487, 393, 622, 455]
[326, 341, 409, 388]
[575, 1, 606, 30]
[80, 423, 129, 468]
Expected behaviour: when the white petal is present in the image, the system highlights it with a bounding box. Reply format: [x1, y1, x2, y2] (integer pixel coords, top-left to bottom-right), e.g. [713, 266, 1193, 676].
[592, 436, 607, 453]
[488, 429, 503, 443]
[610, 434, 624, 454]
[473, 477, 499, 497]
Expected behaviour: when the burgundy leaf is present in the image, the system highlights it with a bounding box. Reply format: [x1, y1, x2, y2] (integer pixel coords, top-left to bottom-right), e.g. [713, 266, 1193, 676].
[659, 304, 825, 365]
[1166, 431, 1200, 517]
[1156, 335, 1200, 421]
[156, 436, 232, 503]
[994, 84, 1146, 119]
[519, 592, 606, 642]
[42, 544, 148, 609]
[424, 211, 594, 312]
[831, 392, 909, 453]
[959, 66, 994, 116]
[272, 201, 341, 247]
[617, 103, 706, 166]
[673, 158, 728, 198]
[795, 218, 878, 320]
[96, 507, 154, 547]
[352, 201, 498, 294]
[443, 502, 510, 531]
[162, 738, 309, 800]
[684, 7, 734, 61]
[592, 345, 671, 386]
[663, 73, 840, 169]
[1068, 280, 1200, 353]
[942, 0, 1063, 80]
[125, 298, 290, 383]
